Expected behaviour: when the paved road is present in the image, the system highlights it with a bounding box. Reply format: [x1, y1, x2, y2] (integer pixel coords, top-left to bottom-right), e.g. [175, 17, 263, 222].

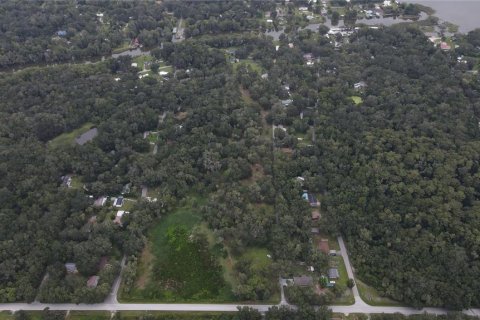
[337, 236, 365, 306]
[2, 238, 480, 316]
[105, 256, 126, 304]
[1, 302, 479, 316]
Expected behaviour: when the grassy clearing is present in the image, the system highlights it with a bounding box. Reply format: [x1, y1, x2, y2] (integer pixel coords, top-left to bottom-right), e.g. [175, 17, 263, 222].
[0, 312, 13, 320]
[234, 59, 263, 74]
[122, 196, 233, 302]
[351, 96, 363, 105]
[112, 42, 131, 54]
[133, 55, 153, 70]
[356, 278, 404, 306]
[330, 255, 355, 305]
[48, 122, 94, 148]
[70, 176, 83, 189]
[68, 311, 111, 320]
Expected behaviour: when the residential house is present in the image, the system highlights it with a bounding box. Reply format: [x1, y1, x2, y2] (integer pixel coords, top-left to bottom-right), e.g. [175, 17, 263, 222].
[93, 196, 107, 207]
[114, 210, 127, 225]
[113, 197, 124, 208]
[61, 175, 72, 188]
[440, 42, 451, 51]
[65, 263, 78, 273]
[302, 192, 320, 207]
[281, 99, 293, 106]
[75, 128, 98, 145]
[354, 81, 367, 90]
[87, 276, 100, 288]
[57, 30, 67, 37]
[121, 183, 131, 195]
[312, 210, 321, 221]
[293, 275, 313, 287]
[328, 268, 340, 279]
[329, 249, 337, 256]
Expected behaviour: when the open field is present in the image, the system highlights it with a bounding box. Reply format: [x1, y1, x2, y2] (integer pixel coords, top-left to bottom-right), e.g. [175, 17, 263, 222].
[48, 122, 94, 148]
[234, 59, 262, 73]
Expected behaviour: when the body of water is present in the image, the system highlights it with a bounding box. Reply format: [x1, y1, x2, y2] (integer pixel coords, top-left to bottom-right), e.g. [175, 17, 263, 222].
[407, 0, 480, 33]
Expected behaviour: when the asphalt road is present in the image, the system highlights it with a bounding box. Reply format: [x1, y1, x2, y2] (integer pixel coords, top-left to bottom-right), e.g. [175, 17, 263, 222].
[0, 302, 479, 316]
[2, 238, 479, 316]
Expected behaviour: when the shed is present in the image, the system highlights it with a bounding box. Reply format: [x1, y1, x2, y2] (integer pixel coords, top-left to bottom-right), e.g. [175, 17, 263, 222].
[293, 275, 313, 286]
[328, 268, 339, 279]
[65, 263, 78, 273]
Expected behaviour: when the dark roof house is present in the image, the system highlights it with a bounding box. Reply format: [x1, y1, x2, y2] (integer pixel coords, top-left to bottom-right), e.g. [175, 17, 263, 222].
[114, 197, 124, 208]
[293, 275, 313, 287]
[328, 268, 339, 279]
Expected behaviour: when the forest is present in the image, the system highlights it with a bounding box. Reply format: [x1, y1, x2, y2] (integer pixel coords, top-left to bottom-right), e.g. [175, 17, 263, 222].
[1, 0, 480, 311]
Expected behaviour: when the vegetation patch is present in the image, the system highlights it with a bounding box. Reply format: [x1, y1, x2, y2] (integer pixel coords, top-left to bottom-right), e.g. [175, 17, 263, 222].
[123, 196, 231, 302]
[351, 96, 363, 105]
[356, 278, 404, 306]
[48, 122, 94, 148]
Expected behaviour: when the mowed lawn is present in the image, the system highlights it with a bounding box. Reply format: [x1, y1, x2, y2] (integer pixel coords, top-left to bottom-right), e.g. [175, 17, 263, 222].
[122, 196, 233, 302]
[48, 122, 94, 148]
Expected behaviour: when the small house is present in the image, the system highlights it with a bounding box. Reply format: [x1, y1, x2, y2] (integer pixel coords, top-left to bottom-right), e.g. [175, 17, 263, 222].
[302, 192, 320, 207]
[329, 249, 337, 256]
[75, 128, 98, 145]
[440, 42, 451, 51]
[87, 276, 100, 288]
[299, 6, 309, 11]
[293, 275, 313, 287]
[354, 81, 367, 90]
[121, 183, 131, 195]
[312, 210, 321, 221]
[311, 227, 320, 234]
[61, 175, 72, 188]
[93, 196, 107, 207]
[281, 99, 293, 106]
[57, 30, 67, 37]
[114, 210, 126, 224]
[328, 268, 340, 279]
[113, 197, 124, 208]
[65, 263, 78, 274]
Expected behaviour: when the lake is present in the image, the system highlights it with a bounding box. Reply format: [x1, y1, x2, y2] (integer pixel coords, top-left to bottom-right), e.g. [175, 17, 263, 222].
[407, 0, 480, 33]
